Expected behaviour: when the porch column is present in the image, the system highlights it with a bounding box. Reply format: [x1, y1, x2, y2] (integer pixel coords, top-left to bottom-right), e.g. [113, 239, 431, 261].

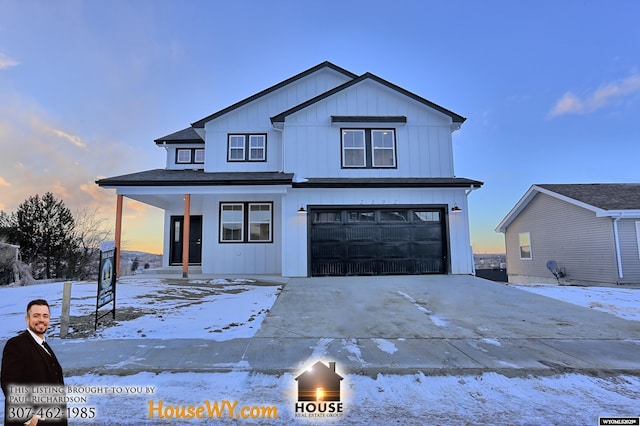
[115, 194, 123, 277]
[182, 194, 191, 278]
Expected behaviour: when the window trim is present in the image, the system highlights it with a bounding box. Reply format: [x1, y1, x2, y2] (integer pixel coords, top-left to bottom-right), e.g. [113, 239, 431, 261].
[219, 202, 273, 243]
[636, 221, 640, 260]
[227, 133, 268, 162]
[518, 232, 532, 260]
[176, 148, 205, 165]
[341, 128, 397, 169]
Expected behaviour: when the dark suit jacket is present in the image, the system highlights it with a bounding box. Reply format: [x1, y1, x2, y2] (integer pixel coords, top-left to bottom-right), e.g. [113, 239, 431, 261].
[1, 331, 67, 426]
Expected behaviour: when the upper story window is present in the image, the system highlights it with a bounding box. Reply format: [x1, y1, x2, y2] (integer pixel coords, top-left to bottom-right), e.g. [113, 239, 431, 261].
[228, 134, 267, 162]
[341, 129, 396, 168]
[176, 148, 205, 165]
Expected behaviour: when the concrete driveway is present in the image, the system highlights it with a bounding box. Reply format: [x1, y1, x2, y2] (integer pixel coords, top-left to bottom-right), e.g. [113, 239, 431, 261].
[18, 274, 640, 377]
[246, 275, 640, 375]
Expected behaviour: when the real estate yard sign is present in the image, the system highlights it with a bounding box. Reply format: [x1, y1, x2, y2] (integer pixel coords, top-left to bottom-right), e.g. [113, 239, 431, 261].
[95, 241, 117, 330]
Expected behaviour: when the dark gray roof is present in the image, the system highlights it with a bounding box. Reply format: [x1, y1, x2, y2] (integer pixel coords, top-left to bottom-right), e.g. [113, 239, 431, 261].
[96, 169, 294, 187]
[537, 184, 640, 210]
[271, 73, 466, 125]
[294, 177, 483, 188]
[154, 127, 203, 144]
[190, 62, 358, 128]
[96, 170, 483, 190]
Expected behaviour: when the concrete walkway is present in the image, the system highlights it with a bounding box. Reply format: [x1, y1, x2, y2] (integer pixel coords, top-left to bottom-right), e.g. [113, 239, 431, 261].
[29, 275, 640, 377]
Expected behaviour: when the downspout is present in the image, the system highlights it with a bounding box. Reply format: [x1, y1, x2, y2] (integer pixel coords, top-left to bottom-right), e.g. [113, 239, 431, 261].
[613, 216, 624, 280]
[271, 122, 284, 173]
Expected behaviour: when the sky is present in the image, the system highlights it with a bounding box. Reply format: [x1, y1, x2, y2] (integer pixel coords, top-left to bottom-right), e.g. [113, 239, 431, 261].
[0, 0, 639, 254]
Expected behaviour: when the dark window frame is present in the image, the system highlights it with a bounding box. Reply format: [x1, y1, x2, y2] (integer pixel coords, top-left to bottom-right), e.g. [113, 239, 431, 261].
[341, 128, 397, 169]
[219, 201, 273, 243]
[227, 133, 268, 162]
[176, 148, 205, 165]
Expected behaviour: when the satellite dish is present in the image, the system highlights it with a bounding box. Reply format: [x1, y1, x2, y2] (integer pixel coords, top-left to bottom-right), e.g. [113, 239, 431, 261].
[546, 260, 558, 273]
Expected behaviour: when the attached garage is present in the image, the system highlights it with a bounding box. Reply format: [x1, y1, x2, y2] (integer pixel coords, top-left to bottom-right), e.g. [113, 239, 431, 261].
[309, 206, 447, 276]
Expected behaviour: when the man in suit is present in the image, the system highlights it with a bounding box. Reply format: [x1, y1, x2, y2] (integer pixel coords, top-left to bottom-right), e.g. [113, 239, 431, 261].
[1, 299, 67, 426]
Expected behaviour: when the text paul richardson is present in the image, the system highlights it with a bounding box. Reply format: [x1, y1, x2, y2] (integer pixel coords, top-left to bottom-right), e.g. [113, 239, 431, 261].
[148, 400, 278, 420]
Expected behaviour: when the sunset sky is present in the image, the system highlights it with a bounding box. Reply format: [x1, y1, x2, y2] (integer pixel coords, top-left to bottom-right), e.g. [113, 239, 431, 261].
[1, 1, 639, 254]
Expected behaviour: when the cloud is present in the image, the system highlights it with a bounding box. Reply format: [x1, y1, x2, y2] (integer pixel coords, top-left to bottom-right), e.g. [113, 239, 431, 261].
[549, 74, 640, 118]
[0, 52, 19, 69]
[50, 128, 87, 148]
[0, 176, 10, 187]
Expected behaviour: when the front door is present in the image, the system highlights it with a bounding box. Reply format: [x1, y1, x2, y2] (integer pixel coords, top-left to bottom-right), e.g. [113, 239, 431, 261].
[170, 216, 202, 265]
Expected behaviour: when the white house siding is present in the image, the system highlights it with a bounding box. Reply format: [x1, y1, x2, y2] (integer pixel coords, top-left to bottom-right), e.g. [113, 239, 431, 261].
[505, 193, 618, 285]
[282, 80, 455, 179]
[199, 194, 283, 275]
[617, 219, 640, 283]
[203, 69, 352, 173]
[280, 187, 471, 277]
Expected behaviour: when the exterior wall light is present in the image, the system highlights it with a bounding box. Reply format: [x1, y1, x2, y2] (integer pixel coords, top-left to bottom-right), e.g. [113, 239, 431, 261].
[297, 206, 307, 214]
[451, 204, 462, 212]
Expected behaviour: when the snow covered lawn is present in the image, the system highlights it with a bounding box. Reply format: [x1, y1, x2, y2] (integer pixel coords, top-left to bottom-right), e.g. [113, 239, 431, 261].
[1, 279, 639, 424]
[516, 284, 640, 322]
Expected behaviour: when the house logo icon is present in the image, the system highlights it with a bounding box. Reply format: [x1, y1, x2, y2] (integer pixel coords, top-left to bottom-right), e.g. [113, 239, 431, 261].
[294, 361, 345, 417]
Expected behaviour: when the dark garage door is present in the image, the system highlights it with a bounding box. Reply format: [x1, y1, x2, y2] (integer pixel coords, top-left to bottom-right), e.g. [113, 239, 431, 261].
[310, 207, 446, 276]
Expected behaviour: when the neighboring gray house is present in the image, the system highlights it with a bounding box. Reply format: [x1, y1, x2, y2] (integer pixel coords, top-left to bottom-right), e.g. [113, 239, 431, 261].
[496, 184, 640, 286]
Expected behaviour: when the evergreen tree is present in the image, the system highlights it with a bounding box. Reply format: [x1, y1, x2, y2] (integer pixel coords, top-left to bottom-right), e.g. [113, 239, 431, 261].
[14, 192, 76, 279]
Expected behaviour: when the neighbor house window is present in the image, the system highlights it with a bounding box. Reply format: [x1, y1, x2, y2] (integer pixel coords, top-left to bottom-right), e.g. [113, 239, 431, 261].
[341, 129, 396, 168]
[227, 134, 267, 161]
[636, 221, 640, 260]
[519, 232, 532, 260]
[176, 148, 205, 164]
[220, 202, 272, 243]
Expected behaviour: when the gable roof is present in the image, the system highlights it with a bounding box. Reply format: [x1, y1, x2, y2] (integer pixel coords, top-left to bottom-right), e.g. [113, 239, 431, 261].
[536, 184, 640, 210]
[270, 72, 466, 126]
[154, 127, 203, 145]
[496, 183, 640, 232]
[190, 61, 357, 128]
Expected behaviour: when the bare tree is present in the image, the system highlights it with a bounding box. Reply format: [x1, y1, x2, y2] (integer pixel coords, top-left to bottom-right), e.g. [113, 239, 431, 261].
[66, 208, 112, 279]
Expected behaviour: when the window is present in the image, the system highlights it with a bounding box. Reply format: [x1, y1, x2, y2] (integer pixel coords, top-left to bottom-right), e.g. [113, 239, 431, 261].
[518, 232, 532, 260]
[176, 148, 205, 164]
[312, 211, 342, 223]
[341, 129, 396, 168]
[414, 211, 440, 222]
[636, 221, 640, 260]
[227, 134, 267, 161]
[220, 202, 272, 243]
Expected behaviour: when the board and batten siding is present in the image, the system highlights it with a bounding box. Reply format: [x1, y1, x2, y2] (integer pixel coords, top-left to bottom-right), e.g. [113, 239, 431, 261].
[282, 80, 455, 179]
[617, 219, 640, 283]
[505, 192, 618, 285]
[203, 69, 352, 173]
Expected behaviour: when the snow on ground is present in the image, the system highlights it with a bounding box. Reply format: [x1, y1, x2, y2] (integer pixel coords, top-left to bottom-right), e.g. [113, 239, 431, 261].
[1, 278, 639, 424]
[516, 284, 640, 322]
[0, 278, 281, 340]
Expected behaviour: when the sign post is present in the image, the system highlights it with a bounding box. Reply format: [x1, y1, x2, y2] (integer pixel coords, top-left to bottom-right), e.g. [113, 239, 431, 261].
[95, 241, 117, 330]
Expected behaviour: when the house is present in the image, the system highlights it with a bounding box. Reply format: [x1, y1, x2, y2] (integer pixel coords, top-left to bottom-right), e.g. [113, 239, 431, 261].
[97, 62, 482, 277]
[295, 361, 343, 401]
[496, 184, 640, 286]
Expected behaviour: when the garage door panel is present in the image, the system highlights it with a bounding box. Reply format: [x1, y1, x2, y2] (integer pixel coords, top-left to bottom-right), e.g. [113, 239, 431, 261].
[345, 226, 379, 241]
[310, 207, 446, 276]
[312, 242, 346, 259]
